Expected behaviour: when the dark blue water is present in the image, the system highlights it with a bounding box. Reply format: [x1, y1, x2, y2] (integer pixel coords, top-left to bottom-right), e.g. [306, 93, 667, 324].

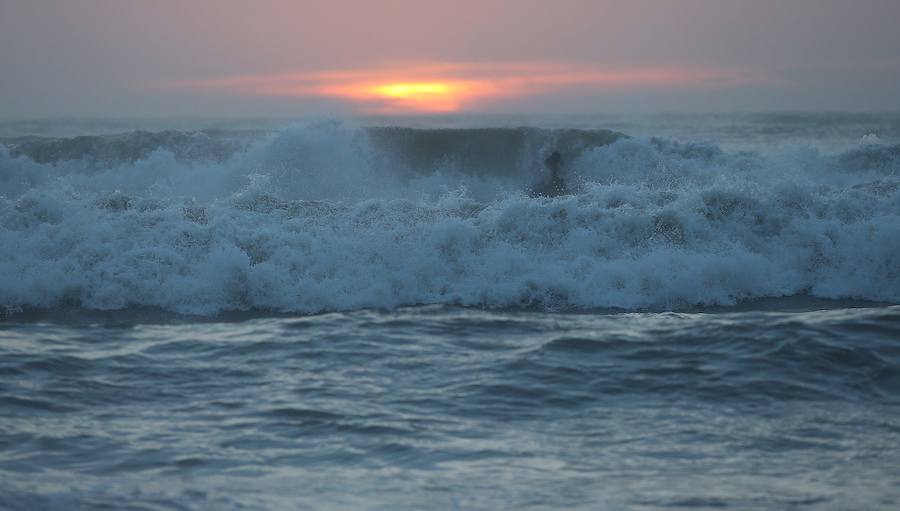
[2, 302, 899, 510]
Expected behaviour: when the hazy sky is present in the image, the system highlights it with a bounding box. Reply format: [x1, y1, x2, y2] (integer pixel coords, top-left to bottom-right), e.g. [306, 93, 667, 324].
[1, 0, 898, 117]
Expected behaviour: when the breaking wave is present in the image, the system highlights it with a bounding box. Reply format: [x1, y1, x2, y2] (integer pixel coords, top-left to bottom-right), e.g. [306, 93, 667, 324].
[1, 123, 898, 315]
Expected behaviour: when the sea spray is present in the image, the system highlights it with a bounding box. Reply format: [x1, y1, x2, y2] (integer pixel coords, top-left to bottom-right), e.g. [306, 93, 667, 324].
[1, 123, 898, 314]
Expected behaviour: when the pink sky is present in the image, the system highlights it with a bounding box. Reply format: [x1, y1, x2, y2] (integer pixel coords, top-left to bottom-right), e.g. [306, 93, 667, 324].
[1, 0, 898, 117]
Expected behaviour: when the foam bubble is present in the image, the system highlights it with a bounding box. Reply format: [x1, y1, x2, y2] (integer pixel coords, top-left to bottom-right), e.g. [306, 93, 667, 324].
[1, 124, 898, 314]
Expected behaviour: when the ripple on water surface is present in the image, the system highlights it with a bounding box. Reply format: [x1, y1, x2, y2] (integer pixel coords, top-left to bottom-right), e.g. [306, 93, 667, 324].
[0, 303, 899, 509]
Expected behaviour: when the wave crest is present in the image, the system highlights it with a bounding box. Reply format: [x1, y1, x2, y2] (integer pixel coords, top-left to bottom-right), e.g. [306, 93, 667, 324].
[1, 124, 898, 314]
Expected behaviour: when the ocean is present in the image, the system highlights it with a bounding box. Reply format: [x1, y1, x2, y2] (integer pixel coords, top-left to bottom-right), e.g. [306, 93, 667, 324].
[1, 113, 899, 510]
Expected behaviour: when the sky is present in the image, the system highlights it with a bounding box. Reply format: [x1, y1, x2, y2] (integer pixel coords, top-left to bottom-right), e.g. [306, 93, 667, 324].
[1, 0, 898, 118]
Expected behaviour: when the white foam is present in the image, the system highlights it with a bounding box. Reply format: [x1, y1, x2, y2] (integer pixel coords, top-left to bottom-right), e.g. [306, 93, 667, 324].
[860, 133, 883, 146]
[1, 124, 898, 314]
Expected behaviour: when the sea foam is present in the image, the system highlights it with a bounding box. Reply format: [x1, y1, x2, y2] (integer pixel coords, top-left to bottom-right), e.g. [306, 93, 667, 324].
[1, 123, 898, 314]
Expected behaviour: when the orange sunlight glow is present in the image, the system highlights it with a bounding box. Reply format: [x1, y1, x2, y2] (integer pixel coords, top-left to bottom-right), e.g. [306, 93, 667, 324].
[324, 79, 499, 112]
[168, 62, 754, 114]
[369, 82, 462, 112]
[375, 82, 451, 98]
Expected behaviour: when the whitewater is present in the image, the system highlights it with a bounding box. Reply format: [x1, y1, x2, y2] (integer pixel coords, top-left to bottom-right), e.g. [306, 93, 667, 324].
[2, 116, 898, 315]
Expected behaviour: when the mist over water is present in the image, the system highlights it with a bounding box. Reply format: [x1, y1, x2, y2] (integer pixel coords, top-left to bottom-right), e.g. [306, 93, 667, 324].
[1, 113, 899, 510]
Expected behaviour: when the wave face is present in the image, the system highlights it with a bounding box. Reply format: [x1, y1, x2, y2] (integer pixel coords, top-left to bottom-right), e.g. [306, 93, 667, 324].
[1, 122, 898, 315]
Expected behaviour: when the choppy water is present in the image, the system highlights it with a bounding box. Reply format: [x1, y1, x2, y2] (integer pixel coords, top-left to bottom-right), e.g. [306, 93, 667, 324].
[2, 304, 900, 510]
[1, 113, 899, 509]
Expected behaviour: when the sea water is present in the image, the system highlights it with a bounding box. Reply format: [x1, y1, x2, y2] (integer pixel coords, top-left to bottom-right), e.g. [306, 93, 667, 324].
[1, 113, 899, 510]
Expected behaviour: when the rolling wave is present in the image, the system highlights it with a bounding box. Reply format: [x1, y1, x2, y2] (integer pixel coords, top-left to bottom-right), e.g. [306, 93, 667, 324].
[1, 123, 898, 315]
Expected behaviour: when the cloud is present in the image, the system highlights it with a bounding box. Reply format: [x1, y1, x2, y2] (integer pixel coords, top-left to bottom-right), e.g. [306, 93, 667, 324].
[162, 61, 763, 113]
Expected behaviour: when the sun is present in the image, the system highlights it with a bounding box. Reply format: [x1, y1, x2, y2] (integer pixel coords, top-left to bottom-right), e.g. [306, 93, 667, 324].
[369, 82, 459, 111]
[373, 82, 452, 98]
[356, 80, 481, 112]
[318, 76, 500, 112]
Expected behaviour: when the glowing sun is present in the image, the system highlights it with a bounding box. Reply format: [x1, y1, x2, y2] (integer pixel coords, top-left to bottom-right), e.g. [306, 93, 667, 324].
[327, 80, 495, 112]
